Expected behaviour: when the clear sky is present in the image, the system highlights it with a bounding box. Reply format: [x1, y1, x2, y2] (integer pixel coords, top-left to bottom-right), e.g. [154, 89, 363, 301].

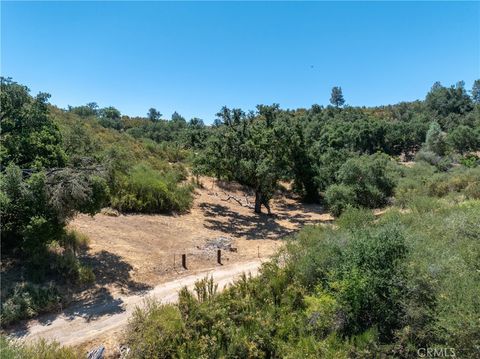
[2, 1, 479, 122]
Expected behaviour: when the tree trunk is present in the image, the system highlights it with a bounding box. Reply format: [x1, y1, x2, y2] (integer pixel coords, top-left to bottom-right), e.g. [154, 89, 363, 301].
[262, 196, 272, 215]
[254, 190, 262, 214]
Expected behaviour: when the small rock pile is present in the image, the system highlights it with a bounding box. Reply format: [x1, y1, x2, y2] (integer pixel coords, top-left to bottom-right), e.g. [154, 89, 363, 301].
[201, 237, 237, 252]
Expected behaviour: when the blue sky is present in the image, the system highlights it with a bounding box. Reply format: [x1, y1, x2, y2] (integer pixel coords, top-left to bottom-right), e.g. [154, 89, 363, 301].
[2, 1, 479, 122]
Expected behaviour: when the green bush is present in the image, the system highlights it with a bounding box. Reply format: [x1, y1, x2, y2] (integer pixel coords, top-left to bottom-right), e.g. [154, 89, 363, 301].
[336, 207, 375, 230]
[1, 283, 62, 327]
[465, 181, 480, 199]
[427, 168, 480, 198]
[122, 193, 480, 358]
[127, 300, 185, 358]
[77, 265, 96, 285]
[459, 153, 480, 168]
[324, 184, 356, 217]
[325, 153, 397, 216]
[111, 164, 193, 213]
[0, 336, 81, 359]
[396, 164, 480, 209]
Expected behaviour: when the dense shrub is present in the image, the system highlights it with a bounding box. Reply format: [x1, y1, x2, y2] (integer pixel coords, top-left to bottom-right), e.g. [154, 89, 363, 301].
[325, 153, 397, 215]
[447, 124, 479, 153]
[324, 184, 356, 217]
[0, 283, 62, 326]
[396, 164, 480, 208]
[0, 336, 81, 359]
[111, 164, 193, 213]
[127, 300, 185, 358]
[423, 121, 447, 156]
[336, 207, 375, 231]
[0, 165, 108, 268]
[124, 191, 479, 357]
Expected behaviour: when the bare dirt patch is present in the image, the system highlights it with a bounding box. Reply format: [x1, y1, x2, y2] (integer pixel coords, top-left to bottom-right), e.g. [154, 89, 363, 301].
[70, 177, 332, 291]
[6, 177, 332, 353]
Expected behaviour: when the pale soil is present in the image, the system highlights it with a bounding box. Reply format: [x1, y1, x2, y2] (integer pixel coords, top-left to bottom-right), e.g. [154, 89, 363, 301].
[70, 177, 332, 292]
[10, 260, 262, 356]
[7, 177, 332, 354]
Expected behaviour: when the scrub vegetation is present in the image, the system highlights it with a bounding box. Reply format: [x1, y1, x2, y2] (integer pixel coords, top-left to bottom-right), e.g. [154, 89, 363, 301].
[1, 77, 479, 357]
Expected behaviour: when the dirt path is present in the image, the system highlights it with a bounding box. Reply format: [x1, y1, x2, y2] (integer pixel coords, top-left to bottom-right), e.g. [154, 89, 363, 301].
[69, 177, 331, 289]
[5, 177, 332, 353]
[9, 260, 262, 349]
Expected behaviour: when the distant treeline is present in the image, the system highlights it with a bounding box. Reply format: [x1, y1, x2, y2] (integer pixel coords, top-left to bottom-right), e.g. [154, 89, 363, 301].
[1, 77, 479, 330]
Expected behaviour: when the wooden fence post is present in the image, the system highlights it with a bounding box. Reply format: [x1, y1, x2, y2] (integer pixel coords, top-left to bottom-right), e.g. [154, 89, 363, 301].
[182, 254, 187, 269]
[217, 249, 222, 265]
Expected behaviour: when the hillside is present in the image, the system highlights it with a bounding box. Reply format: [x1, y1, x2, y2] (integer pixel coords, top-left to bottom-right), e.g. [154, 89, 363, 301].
[1, 77, 480, 358]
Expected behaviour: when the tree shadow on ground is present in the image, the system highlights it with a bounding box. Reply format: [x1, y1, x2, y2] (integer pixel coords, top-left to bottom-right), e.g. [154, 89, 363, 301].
[81, 250, 151, 293]
[274, 198, 330, 216]
[7, 250, 151, 338]
[200, 203, 327, 240]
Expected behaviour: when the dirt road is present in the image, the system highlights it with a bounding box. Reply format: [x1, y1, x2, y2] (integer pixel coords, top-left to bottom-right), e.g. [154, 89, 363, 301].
[10, 260, 262, 348]
[5, 177, 331, 353]
[69, 177, 330, 288]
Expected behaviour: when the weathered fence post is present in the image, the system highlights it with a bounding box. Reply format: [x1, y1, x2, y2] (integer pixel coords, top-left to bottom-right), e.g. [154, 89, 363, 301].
[182, 254, 187, 269]
[217, 249, 222, 265]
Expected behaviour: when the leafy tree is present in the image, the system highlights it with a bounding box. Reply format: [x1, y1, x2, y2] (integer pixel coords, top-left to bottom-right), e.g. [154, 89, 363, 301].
[325, 184, 356, 216]
[279, 116, 318, 201]
[171, 111, 185, 122]
[0, 77, 66, 169]
[100, 106, 121, 120]
[0, 164, 108, 267]
[67, 102, 98, 118]
[148, 108, 162, 122]
[325, 154, 397, 215]
[310, 104, 322, 115]
[196, 105, 286, 213]
[98, 106, 122, 129]
[472, 79, 480, 104]
[0, 78, 108, 275]
[423, 121, 447, 156]
[186, 118, 207, 149]
[330, 86, 345, 108]
[425, 81, 473, 117]
[447, 125, 479, 154]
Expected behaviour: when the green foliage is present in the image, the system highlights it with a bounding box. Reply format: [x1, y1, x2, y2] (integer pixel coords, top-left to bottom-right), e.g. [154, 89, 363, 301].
[1, 165, 61, 259]
[312, 149, 351, 192]
[330, 86, 345, 108]
[0, 283, 62, 326]
[147, 107, 162, 122]
[0, 336, 82, 359]
[111, 164, 193, 213]
[459, 153, 480, 168]
[337, 222, 408, 339]
[67, 102, 98, 118]
[0, 77, 66, 168]
[425, 81, 473, 118]
[472, 79, 480, 104]
[325, 154, 397, 216]
[447, 124, 479, 154]
[126, 195, 479, 357]
[127, 300, 185, 359]
[336, 207, 375, 230]
[0, 164, 108, 263]
[195, 105, 287, 213]
[423, 121, 447, 156]
[324, 184, 356, 217]
[395, 164, 480, 209]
